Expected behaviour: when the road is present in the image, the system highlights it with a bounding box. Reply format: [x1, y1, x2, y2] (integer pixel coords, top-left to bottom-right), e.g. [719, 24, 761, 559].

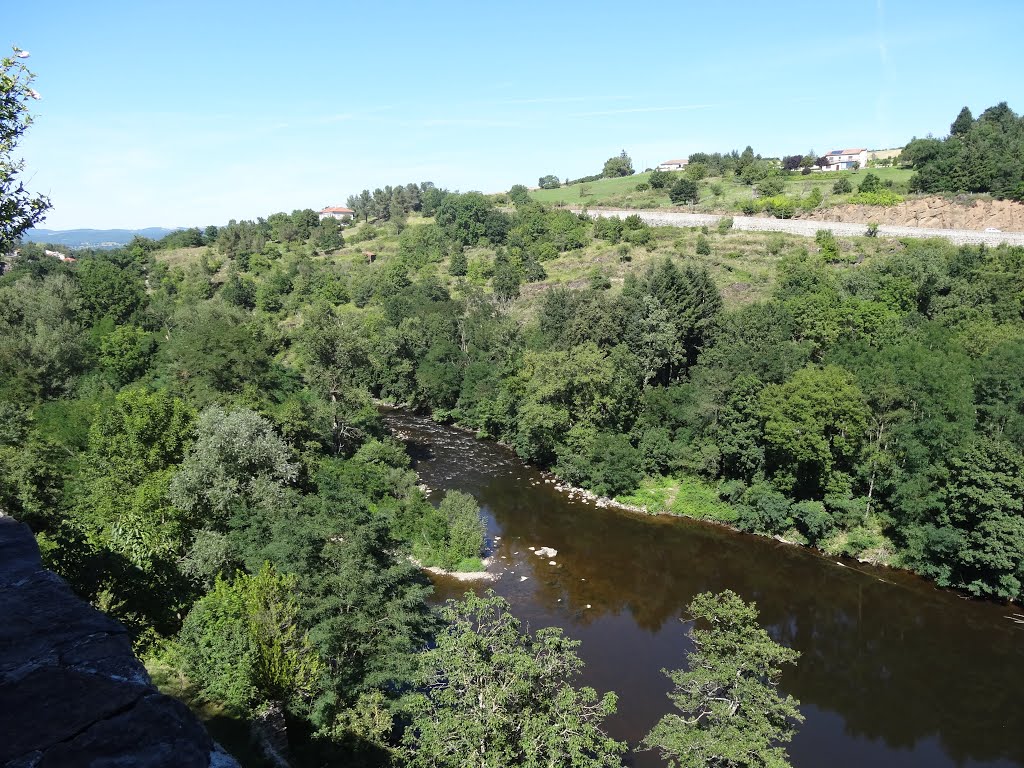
[570, 207, 1024, 246]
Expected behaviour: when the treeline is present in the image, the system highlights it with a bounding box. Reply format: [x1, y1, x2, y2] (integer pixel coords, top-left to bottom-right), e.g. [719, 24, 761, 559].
[270, 192, 1021, 603]
[345, 181, 451, 224]
[904, 101, 1024, 199]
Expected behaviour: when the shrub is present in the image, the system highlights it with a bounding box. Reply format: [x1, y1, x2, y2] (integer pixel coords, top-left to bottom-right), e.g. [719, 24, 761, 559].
[635, 182, 650, 192]
[847, 190, 904, 206]
[832, 177, 853, 194]
[858, 172, 883, 193]
[648, 168, 672, 189]
[589, 269, 611, 290]
[696, 234, 711, 255]
[617, 243, 632, 262]
[801, 187, 823, 210]
[756, 177, 786, 198]
[760, 196, 798, 219]
[448, 249, 468, 276]
[866, 222, 879, 237]
[815, 229, 839, 260]
[717, 217, 733, 233]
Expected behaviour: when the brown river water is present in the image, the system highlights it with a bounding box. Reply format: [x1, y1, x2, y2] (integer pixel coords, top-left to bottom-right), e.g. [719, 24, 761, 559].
[383, 409, 1024, 768]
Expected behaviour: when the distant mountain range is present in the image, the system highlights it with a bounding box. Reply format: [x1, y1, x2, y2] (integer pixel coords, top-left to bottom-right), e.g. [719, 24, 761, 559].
[22, 227, 178, 249]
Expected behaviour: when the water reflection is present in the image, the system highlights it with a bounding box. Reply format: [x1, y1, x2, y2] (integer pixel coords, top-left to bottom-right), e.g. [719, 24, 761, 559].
[384, 410, 1024, 768]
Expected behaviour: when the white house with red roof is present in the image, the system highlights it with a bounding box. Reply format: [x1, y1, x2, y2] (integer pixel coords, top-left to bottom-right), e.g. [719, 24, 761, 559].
[657, 158, 688, 171]
[821, 148, 868, 171]
[318, 206, 355, 222]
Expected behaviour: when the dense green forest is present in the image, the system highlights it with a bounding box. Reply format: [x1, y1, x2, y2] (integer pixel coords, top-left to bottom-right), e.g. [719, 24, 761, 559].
[904, 102, 1024, 199]
[2, 187, 1023, 763]
[4, 47, 1023, 765]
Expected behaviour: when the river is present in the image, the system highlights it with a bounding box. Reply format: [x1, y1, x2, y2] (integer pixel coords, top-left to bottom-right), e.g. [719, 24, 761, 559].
[384, 409, 1024, 768]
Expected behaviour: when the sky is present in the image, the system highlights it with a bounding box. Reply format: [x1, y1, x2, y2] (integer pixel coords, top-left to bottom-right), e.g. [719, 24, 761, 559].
[8, 0, 1024, 229]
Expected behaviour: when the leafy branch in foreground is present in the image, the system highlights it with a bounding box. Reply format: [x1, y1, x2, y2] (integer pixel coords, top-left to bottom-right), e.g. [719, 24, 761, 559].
[642, 590, 803, 768]
[403, 590, 626, 768]
[1, 46, 50, 250]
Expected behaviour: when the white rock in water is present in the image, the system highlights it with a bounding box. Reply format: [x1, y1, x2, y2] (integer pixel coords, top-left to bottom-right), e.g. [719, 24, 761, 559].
[528, 546, 535, 550]
[585, 604, 591, 609]
[549, 560, 556, 566]
[534, 546, 558, 558]
[520, 576, 528, 582]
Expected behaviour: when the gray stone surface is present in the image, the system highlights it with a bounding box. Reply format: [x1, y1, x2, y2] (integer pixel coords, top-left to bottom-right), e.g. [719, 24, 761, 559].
[0, 516, 240, 768]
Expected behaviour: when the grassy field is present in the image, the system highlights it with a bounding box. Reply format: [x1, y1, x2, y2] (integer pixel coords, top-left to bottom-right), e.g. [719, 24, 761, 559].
[530, 167, 915, 213]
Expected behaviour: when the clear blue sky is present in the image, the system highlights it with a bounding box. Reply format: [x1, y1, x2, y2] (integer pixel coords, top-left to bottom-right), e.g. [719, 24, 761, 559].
[9, 0, 1024, 229]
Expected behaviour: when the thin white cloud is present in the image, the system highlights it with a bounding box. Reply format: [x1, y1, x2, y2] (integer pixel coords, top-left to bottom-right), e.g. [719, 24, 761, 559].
[571, 103, 717, 117]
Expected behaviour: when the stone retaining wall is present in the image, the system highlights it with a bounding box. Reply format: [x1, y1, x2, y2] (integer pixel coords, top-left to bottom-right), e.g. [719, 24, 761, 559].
[573, 208, 1024, 246]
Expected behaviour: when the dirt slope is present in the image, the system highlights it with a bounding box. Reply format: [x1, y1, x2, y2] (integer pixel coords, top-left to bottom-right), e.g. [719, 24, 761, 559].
[804, 196, 1024, 231]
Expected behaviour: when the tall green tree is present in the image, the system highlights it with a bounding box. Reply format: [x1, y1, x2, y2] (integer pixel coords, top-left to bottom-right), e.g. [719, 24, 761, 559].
[642, 590, 803, 768]
[403, 591, 626, 768]
[1, 46, 51, 250]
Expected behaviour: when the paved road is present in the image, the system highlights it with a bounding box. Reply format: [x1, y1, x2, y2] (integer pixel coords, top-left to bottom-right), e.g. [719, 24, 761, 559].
[570, 207, 1024, 247]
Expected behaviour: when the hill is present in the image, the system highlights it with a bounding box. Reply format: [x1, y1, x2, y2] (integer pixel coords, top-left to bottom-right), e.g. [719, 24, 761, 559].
[22, 227, 178, 248]
[530, 167, 913, 213]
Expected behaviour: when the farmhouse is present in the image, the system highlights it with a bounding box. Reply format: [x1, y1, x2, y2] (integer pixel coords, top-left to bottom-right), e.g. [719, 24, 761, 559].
[318, 206, 355, 222]
[821, 148, 868, 171]
[657, 158, 688, 172]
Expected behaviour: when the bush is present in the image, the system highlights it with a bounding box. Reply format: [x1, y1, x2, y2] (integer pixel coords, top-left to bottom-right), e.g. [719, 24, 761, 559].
[832, 177, 853, 194]
[847, 190, 904, 206]
[858, 172, 883, 193]
[866, 222, 880, 237]
[760, 196, 798, 218]
[649, 168, 672, 189]
[814, 229, 840, 260]
[617, 243, 632, 262]
[635, 182, 650, 192]
[756, 177, 786, 198]
[801, 187, 823, 211]
[717, 217, 733, 233]
[448, 249, 468, 276]
[696, 234, 711, 255]
[589, 269, 611, 290]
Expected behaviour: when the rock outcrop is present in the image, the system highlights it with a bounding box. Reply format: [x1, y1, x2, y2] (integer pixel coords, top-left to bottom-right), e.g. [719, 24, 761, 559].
[0, 516, 239, 768]
[807, 196, 1024, 231]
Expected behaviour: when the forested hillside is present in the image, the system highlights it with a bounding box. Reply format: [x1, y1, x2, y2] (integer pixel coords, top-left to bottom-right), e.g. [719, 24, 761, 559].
[3, 186, 1023, 764]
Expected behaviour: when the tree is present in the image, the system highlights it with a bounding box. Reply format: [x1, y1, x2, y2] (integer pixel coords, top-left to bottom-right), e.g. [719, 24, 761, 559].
[950, 105, 974, 136]
[177, 563, 323, 716]
[508, 184, 530, 205]
[1, 47, 51, 251]
[781, 155, 804, 171]
[649, 168, 672, 189]
[448, 248, 468, 276]
[669, 177, 700, 205]
[538, 175, 560, 190]
[168, 406, 298, 529]
[759, 365, 868, 498]
[858, 172, 883, 193]
[403, 590, 626, 768]
[492, 252, 521, 302]
[602, 150, 634, 178]
[642, 590, 803, 768]
[437, 490, 485, 570]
